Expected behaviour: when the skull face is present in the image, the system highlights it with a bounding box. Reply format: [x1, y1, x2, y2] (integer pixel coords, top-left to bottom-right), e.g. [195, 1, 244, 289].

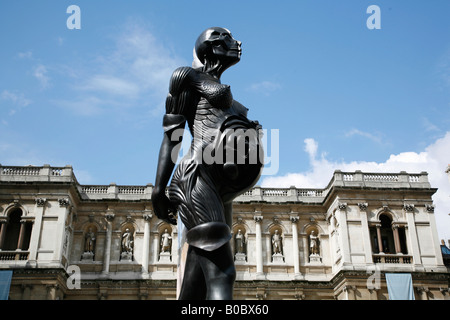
[195, 27, 242, 68]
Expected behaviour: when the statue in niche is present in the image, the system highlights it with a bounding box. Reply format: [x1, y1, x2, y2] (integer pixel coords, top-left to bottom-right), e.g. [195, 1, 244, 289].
[309, 230, 320, 255]
[152, 27, 264, 300]
[234, 229, 246, 262]
[235, 229, 245, 254]
[121, 228, 134, 260]
[272, 230, 283, 255]
[159, 228, 173, 262]
[160, 229, 172, 253]
[81, 227, 96, 261]
[84, 227, 96, 253]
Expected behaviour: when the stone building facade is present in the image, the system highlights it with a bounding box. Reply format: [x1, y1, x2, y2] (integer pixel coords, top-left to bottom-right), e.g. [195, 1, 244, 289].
[0, 164, 449, 300]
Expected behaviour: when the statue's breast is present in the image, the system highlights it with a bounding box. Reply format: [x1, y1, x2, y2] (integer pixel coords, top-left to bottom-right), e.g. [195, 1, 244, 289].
[200, 80, 233, 110]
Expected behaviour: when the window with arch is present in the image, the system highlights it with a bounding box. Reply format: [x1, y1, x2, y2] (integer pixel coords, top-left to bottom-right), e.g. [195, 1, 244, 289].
[369, 213, 408, 255]
[0, 208, 33, 252]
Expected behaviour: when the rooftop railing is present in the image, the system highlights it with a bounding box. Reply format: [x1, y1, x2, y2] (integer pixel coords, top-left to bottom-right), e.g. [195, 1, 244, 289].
[0, 165, 431, 202]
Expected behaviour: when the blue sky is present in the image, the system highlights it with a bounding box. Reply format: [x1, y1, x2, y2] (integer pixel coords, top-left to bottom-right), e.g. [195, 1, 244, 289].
[1, 1, 449, 240]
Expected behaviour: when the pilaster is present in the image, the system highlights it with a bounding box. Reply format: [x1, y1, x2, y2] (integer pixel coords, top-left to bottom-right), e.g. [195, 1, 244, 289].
[254, 214, 264, 279]
[102, 210, 115, 276]
[337, 202, 351, 265]
[290, 215, 301, 279]
[142, 210, 152, 275]
[404, 204, 422, 268]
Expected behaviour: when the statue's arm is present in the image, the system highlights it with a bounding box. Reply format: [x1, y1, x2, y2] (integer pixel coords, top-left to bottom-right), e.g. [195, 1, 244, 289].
[152, 67, 195, 224]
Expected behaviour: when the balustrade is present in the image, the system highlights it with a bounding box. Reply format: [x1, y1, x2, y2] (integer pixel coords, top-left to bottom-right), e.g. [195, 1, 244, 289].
[1, 166, 40, 176]
[0, 251, 29, 261]
[297, 189, 322, 197]
[82, 186, 108, 194]
[372, 254, 412, 264]
[118, 186, 146, 194]
[262, 189, 288, 197]
[364, 174, 399, 182]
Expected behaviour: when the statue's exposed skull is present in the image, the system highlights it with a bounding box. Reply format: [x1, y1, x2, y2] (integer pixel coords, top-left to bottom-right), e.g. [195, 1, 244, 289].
[195, 27, 241, 67]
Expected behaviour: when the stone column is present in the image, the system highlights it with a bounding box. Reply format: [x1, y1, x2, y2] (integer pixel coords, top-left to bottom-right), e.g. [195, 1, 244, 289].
[28, 198, 46, 261]
[343, 285, 356, 300]
[0, 217, 8, 249]
[153, 231, 160, 263]
[254, 215, 264, 279]
[21, 284, 33, 300]
[53, 198, 71, 261]
[17, 219, 27, 250]
[392, 224, 402, 254]
[368, 288, 379, 300]
[404, 204, 422, 266]
[337, 203, 351, 265]
[358, 203, 373, 263]
[375, 224, 383, 254]
[142, 212, 152, 274]
[426, 204, 445, 266]
[416, 287, 429, 300]
[102, 211, 115, 276]
[46, 284, 59, 300]
[290, 216, 301, 277]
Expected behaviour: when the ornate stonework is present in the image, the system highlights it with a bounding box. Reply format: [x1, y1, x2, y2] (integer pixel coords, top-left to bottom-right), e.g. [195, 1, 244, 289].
[0, 164, 448, 300]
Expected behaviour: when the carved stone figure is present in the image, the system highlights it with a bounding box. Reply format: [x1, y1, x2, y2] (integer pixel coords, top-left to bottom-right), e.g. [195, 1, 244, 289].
[161, 229, 172, 253]
[152, 27, 264, 300]
[84, 227, 96, 253]
[272, 230, 282, 255]
[235, 229, 245, 254]
[309, 230, 320, 255]
[121, 228, 133, 254]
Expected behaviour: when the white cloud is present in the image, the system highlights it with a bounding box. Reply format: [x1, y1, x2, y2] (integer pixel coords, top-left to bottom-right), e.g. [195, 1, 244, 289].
[33, 64, 50, 89]
[1, 90, 32, 107]
[422, 117, 441, 133]
[61, 22, 184, 116]
[248, 81, 281, 95]
[436, 47, 450, 89]
[53, 96, 105, 116]
[262, 132, 450, 240]
[82, 75, 140, 97]
[17, 51, 33, 59]
[304, 138, 318, 161]
[1, 90, 32, 115]
[345, 128, 384, 145]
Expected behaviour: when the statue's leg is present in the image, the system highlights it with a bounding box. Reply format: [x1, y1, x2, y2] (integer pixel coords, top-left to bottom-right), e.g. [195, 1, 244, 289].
[198, 242, 236, 300]
[178, 245, 207, 300]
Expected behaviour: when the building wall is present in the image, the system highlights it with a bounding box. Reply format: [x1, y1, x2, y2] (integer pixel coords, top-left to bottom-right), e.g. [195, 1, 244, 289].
[0, 165, 449, 300]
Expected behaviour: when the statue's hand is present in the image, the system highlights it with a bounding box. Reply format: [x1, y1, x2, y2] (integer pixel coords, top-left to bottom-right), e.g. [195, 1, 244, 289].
[152, 189, 177, 225]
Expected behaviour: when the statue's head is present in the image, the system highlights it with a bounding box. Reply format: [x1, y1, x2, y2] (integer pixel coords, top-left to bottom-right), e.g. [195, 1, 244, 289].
[193, 27, 241, 73]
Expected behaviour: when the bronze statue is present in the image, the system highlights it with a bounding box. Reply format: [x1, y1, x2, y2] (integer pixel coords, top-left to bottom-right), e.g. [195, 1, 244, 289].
[152, 27, 263, 300]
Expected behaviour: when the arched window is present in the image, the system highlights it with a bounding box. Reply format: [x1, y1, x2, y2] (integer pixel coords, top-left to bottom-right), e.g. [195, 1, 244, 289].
[0, 208, 32, 252]
[370, 213, 408, 255]
[379, 214, 395, 254]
